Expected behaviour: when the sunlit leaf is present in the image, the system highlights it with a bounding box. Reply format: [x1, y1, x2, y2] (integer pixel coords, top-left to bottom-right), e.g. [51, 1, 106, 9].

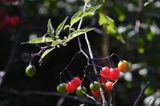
[47, 19, 54, 36]
[40, 48, 55, 62]
[70, 11, 83, 27]
[68, 28, 94, 40]
[21, 37, 53, 44]
[55, 17, 68, 37]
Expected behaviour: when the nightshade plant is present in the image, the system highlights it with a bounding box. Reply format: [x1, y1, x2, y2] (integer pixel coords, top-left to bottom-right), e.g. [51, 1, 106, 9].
[23, 0, 149, 106]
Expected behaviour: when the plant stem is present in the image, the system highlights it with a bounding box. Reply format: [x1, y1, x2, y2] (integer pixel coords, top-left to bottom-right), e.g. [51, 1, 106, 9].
[84, 33, 107, 106]
[77, 1, 88, 50]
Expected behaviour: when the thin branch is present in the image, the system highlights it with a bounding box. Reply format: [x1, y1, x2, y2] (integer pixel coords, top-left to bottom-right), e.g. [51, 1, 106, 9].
[84, 32, 107, 106]
[134, 81, 150, 106]
[110, 80, 118, 106]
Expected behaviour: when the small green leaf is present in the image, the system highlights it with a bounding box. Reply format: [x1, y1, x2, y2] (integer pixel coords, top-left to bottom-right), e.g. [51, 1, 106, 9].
[68, 28, 94, 40]
[21, 37, 53, 44]
[86, 4, 102, 13]
[40, 48, 55, 62]
[55, 17, 68, 37]
[70, 11, 83, 27]
[47, 19, 54, 36]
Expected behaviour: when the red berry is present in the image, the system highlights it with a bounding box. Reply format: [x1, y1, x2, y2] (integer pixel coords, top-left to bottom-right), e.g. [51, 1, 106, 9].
[5, 16, 20, 27]
[91, 90, 101, 97]
[70, 77, 81, 89]
[110, 68, 120, 81]
[118, 60, 129, 73]
[100, 67, 111, 80]
[65, 82, 76, 93]
[104, 81, 113, 93]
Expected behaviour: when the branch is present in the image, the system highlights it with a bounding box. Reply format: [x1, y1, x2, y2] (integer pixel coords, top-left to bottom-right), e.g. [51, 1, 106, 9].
[134, 81, 150, 106]
[0, 88, 101, 106]
[110, 80, 118, 106]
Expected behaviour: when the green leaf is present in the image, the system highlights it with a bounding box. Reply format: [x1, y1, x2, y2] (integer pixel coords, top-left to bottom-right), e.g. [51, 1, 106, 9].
[55, 17, 68, 37]
[47, 19, 54, 36]
[99, 12, 114, 26]
[68, 28, 94, 40]
[40, 48, 55, 62]
[70, 11, 83, 27]
[21, 37, 53, 44]
[70, 4, 102, 27]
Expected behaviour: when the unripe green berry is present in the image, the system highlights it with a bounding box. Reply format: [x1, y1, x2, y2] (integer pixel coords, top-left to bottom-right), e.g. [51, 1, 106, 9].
[25, 65, 36, 77]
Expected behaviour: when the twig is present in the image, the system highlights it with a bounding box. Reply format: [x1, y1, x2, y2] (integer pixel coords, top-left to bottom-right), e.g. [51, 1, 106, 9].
[110, 80, 118, 106]
[134, 81, 150, 106]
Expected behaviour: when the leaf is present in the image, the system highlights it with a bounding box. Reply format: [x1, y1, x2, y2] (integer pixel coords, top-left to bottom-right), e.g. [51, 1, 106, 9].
[21, 37, 53, 44]
[70, 4, 102, 27]
[70, 11, 83, 27]
[55, 17, 68, 37]
[85, 4, 102, 13]
[40, 48, 55, 62]
[99, 12, 126, 44]
[68, 28, 94, 40]
[99, 12, 114, 26]
[47, 19, 54, 36]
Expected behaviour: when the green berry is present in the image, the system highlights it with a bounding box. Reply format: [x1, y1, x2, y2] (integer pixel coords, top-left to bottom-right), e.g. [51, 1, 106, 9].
[76, 86, 87, 97]
[89, 81, 100, 91]
[25, 65, 36, 77]
[57, 83, 67, 94]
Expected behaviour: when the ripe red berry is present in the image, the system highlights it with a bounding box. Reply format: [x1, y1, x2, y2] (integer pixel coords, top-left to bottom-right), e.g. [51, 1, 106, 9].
[110, 68, 120, 81]
[91, 90, 101, 97]
[100, 67, 111, 80]
[104, 81, 113, 93]
[70, 77, 81, 89]
[65, 82, 76, 93]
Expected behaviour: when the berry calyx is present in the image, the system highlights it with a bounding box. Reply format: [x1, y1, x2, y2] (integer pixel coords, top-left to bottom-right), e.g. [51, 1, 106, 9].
[104, 81, 113, 93]
[76, 86, 87, 97]
[65, 82, 76, 93]
[25, 64, 36, 77]
[57, 83, 67, 94]
[89, 81, 100, 91]
[110, 68, 120, 81]
[118, 60, 129, 73]
[70, 77, 81, 89]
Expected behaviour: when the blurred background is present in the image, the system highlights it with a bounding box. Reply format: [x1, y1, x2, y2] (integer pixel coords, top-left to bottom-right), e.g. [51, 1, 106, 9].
[0, 0, 160, 106]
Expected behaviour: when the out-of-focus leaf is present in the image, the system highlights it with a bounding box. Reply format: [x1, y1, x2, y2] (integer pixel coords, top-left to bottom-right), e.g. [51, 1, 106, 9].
[47, 19, 54, 36]
[55, 17, 68, 37]
[21, 37, 53, 44]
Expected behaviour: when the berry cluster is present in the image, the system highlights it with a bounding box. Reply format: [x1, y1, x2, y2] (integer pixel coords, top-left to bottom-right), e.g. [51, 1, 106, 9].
[56, 57, 130, 99]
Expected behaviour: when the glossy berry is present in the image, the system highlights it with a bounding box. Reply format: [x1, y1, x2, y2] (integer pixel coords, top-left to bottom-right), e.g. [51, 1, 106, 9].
[91, 90, 101, 97]
[57, 83, 67, 94]
[118, 60, 129, 73]
[25, 65, 36, 77]
[89, 81, 100, 91]
[70, 77, 81, 89]
[76, 86, 87, 97]
[100, 67, 111, 80]
[104, 81, 113, 93]
[65, 82, 76, 93]
[110, 68, 120, 81]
